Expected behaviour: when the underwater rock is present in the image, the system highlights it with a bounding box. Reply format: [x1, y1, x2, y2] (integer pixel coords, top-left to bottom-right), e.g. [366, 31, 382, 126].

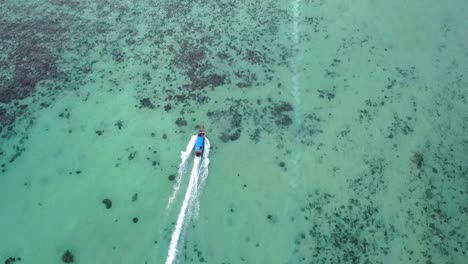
[102, 198, 112, 209]
[168, 174, 176, 181]
[132, 193, 138, 202]
[411, 152, 424, 169]
[267, 214, 277, 224]
[0, 15, 71, 105]
[62, 250, 74, 263]
[317, 89, 335, 100]
[220, 132, 231, 143]
[298, 190, 398, 263]
[95, 130, 104, 136]
[271, 102, 293, 116]
[140, 98, 155, 109]
[114, 120, 123, 130]
[0, 107, 17, 136]
[279, 162, 285, 168]
[188, 74, 227, 90]
[111, 49, 125, 63]
[221, 129, 241, 142]
[58, 109, 70, 119]
[234, 70, 257, 88]
[208, 107, 243, 142]
[275, 115, 292, 126]
[249, 128, 261, 143]
[175, 117, 187, 127]
[271, 102, 293, 127]
[9, 148, 25, 164]
[4, 257, 21, 264]
[132, 217, 139, 223]
[128, 151, 136, 160]
[50, 0, 80, 8]
[0, 107, 12, 126]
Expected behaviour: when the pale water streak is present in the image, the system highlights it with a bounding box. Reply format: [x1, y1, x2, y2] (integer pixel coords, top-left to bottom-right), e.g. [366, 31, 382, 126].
[291, 0, 302, 188]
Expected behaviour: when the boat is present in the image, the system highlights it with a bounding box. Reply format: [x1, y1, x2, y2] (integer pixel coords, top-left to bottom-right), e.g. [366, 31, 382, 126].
[194, 123, 206, 157]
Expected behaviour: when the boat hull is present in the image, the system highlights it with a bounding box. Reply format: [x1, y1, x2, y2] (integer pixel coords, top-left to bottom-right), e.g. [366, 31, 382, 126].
[194, 124, 206, 157]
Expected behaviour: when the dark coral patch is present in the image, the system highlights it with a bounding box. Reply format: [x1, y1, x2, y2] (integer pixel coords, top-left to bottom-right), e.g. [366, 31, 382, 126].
[128, 151, 136, 160]
[317, 89, 335, 100]
[249, 128, 261, 143]
[220, 129, 241, 142]
[0, 106, 16, 131]
[102, 198, 112, 209]
[187, 73, 227, 90]
[0, 17, 70, 104]
[234, 70, 257, 88]
[168, 174, 176, 181]
[140, 98, 155, 109]
[207, 104, 243, 142]
[271, 101, 293, 115]
[62, 250, 74, 263]
[271, 102, 293, 127]
[296, 191, 394, 263]
[175, 117, 187, 127]
[266, 214, 277, 224]
[114, 120, 124, 130]
[170, 41, 227, 91]
[111, 49, 125, 63]
[275, 115, 292, 126]
[411, 152, 423, 169]
[50, 0, 80, 8]
[4, 257, 21, 264]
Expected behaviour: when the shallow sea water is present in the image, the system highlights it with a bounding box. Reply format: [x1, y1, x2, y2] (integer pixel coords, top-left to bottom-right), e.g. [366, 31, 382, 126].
[0, 0, 467, 263]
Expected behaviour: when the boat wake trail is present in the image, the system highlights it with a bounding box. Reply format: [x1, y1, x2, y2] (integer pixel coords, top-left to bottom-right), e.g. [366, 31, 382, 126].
[292, 0, 300, 45]
[192, 138, 210, 219]
[167, 135, 197, 210]
[292, 0, 301, 121]
[165, 137, 210, 264]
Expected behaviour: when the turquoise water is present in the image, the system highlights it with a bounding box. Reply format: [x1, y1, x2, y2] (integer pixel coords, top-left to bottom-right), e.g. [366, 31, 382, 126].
[1, 0, 467, 263]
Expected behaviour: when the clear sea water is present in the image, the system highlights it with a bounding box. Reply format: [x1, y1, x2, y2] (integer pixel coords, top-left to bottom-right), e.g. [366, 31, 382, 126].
[1, 0, 467, 263]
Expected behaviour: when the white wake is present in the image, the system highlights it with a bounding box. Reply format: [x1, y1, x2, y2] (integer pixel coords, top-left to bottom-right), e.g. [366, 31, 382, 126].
[192, 138, 210, 219]
[167, 135, 197, 209]
[165, 137, 210, 264]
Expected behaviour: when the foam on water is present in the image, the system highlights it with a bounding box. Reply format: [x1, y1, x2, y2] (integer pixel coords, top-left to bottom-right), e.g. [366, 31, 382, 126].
[165, 157, 201, 264]
[192, 138, 210, 219]
[167, 135, 197, 210]
[165, 137, 210, 264]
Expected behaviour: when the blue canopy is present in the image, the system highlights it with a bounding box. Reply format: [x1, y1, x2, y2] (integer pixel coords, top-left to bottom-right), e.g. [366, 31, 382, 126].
[195, 136, 204, 151]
